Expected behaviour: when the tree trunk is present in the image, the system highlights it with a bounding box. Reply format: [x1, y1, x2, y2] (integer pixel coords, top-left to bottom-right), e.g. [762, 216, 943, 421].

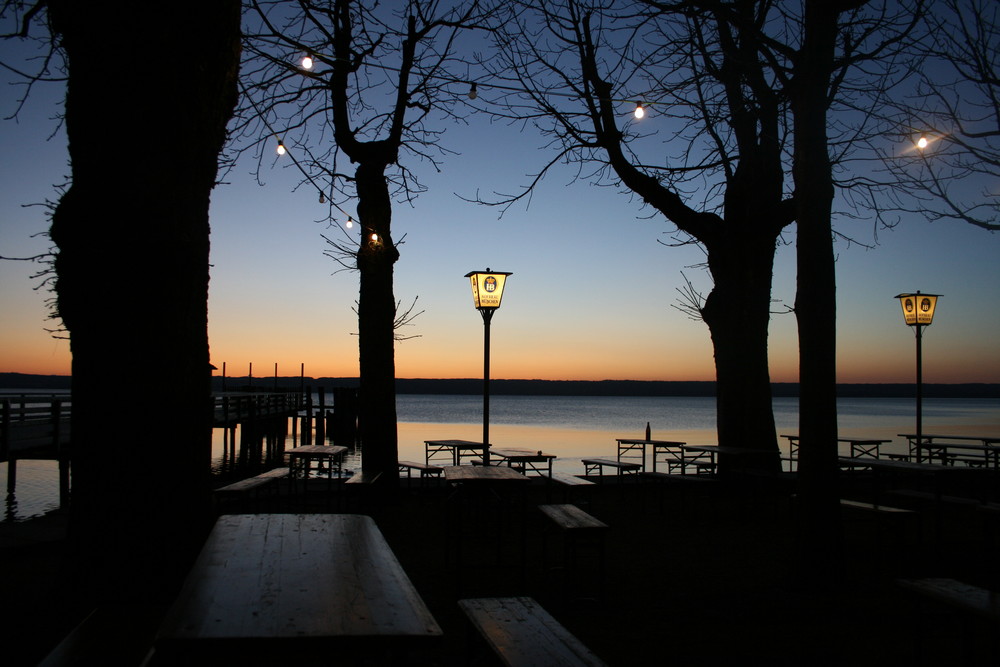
[792, 0, 843, 577]
[47, 1, 241, 605]
[702, 232, 782, 475]
[355, 163, 400, 487]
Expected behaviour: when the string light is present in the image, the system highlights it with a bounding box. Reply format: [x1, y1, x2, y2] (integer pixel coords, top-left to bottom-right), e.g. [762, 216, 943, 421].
[916, 135, 929, 150]
[276, 139, 286, 156]
[634, 102, 645, 119]
[468, 82, 478, 100]
[319, 192, 326, 204]
[301, 54, 314, 70]
[346, 216, 354, 229]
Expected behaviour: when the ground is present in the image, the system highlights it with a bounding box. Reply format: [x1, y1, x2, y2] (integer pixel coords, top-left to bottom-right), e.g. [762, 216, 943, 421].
[2, 472, 997, 666]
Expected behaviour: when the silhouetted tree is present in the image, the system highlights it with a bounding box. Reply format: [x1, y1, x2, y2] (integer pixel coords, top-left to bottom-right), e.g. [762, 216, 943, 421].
[33, 1, 240, 608]
[240, 0, 494, 486]
[879, 0, 999, 232]
[479, 0, 795, 472]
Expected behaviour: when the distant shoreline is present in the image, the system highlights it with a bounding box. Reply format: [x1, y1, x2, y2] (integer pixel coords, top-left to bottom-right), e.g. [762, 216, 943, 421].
[2, 372, 998, 399]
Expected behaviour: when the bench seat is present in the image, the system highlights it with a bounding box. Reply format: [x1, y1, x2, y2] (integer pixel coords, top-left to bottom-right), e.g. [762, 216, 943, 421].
[581, 458, 641, 481]
[397, 460, 443, 477]
[458, 597, 607, 666]
[551, 471, 595, 487]
[214, 468, 289, 496]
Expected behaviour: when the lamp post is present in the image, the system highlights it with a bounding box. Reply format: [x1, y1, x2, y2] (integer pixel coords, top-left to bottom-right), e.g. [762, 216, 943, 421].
[894, 291, 941, 460]
[466, 269, 512, 466]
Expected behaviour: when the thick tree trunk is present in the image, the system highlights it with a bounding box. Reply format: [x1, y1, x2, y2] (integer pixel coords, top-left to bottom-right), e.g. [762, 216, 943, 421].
[792, 0, 843, 577]
[702, 233, 782, 475]
[355, 163, 400, 487]
[47, 1, 241, 605]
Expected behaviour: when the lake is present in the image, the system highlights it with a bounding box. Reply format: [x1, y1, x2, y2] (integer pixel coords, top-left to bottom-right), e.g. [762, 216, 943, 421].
[3, 394, 998, 521]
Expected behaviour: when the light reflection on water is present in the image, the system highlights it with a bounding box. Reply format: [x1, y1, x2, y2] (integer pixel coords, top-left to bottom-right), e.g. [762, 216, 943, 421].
[5, 396, 998, 522]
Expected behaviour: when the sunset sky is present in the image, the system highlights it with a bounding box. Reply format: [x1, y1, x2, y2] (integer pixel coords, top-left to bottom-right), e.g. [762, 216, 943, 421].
[2, 39, 998, 387]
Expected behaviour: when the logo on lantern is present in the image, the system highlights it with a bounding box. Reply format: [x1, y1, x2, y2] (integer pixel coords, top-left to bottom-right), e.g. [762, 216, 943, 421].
[484, 276, 497, 293]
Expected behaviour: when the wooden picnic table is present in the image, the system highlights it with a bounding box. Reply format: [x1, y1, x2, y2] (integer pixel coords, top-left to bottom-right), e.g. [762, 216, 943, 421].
[615, 438, 686, 473]
[780, 434, 891, 461]
[676, 444, 775, 476]
[150, 514, 441, 664]
[425, 439, 487, 466]
[286, 444, 347, 476]
[899, 433, 1000, 465]
[491, 448, 557, 477]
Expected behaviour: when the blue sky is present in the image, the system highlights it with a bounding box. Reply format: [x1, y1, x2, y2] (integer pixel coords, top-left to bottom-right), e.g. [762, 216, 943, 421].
[2, 36, 998, 385]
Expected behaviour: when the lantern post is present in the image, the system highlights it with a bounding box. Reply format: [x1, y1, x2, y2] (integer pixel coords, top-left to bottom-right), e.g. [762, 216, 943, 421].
[466, 269, 512, 466]
[894, 291, 941, 460]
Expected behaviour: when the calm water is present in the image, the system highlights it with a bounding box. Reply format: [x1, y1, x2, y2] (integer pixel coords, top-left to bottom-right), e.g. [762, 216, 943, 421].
[4, 394, 998, 521]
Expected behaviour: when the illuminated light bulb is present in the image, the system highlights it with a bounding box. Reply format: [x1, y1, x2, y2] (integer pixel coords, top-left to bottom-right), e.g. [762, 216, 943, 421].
[370, 232, 379, 242]
[346, 217, 354, 229]
[276, 140, 286, 156]
[468, 83, 478, 100]
[301, 55, 314, 70]
[917, 135, 929, 150]
[634, 103, 645, 119]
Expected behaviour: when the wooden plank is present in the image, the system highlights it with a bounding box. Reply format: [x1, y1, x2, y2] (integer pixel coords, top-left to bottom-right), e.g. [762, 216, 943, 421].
[897, 578, 1000, 623]
[551, 472, 594, 486]
[155, 514, 441, 650]
[581, 458, 640, 470]
[538, 504, 608, 531]
[840, 499, 915, 514]
[459, 597, 606, 666]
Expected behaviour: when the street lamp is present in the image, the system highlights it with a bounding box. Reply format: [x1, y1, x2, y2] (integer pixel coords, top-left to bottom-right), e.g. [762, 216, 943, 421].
[466, 268, 512, 466]
[894, 291, 941, 460]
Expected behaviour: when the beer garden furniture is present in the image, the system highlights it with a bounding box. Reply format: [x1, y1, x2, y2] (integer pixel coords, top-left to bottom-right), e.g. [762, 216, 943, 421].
[149, 514, 442, 664]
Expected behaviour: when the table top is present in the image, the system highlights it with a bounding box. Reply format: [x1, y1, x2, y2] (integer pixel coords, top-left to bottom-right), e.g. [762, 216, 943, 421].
[492, 448, 556, 461]
[681, 444, 774, 455]
[899, 433, 1000, 444]
[287, 444, 348, 457]
[837, 456, 958, 473]
[781, 434, 890, 444]
[155, 514, 441, 649]
[443, 465, 530, 482]
[425, 439, 486, 447]
[616, 438, 687, 446]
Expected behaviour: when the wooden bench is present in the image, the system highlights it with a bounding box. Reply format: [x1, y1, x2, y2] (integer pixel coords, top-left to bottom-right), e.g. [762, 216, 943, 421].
[538, 504, 609, 601]
[840, 498, 916, 515]
[897, 577, 1000, 660]
[213, 467, 289, 510]
[897, 578, 1000, 623]
[639, 471, 716, 512]
[547, 471, 596, 504]
[398, 460, 443, 478]
[458, 597, 607, 666]
[581, 458, 641, 482]
[38, 605, 162, 667]
[345, 470, 382, 485]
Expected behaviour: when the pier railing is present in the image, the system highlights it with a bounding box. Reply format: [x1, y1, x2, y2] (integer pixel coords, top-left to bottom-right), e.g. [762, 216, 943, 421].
[213, 391, 305, 427]
[0, 393, 72, 459]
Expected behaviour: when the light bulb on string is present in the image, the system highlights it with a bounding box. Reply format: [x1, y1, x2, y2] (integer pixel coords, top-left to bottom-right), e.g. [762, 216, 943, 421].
[634, 102, 645, 119]
[346, 216, 354, 229]
[468, 82, 478, 100]
[276, 139, 286, 156]
[916, 135, 929, 150]
[301, 55, 314, 70]
[319, 192, 326, 204]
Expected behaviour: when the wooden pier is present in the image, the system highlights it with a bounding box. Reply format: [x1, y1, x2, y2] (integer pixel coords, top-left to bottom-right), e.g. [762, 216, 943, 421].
[1, 389, 359, 507]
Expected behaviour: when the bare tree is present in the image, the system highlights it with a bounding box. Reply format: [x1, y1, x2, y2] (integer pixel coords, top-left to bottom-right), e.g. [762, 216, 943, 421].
[240, 0, 494, 485]
[478, 0, 796, 472]
[880, 0, 999, 232]
[1, 0, 242, 610]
